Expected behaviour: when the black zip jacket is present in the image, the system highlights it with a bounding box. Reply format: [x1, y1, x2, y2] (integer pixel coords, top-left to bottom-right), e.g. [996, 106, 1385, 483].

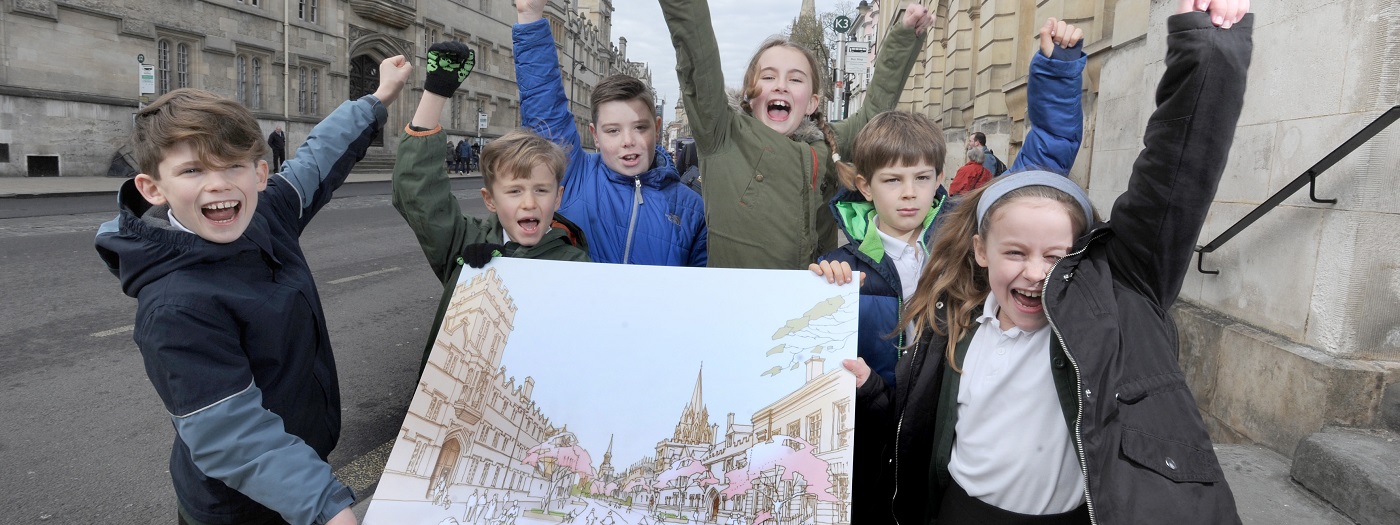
[859, 12, 1252, 525]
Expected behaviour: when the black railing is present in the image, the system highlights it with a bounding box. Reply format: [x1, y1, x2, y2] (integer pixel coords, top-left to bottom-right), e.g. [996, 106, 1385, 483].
[1196, 105, 1400, 274]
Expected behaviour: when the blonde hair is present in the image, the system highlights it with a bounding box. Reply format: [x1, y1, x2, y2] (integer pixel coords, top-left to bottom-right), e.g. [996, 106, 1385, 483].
[845, 111, 947, 189]
[480, 129, 567, 191]
[131, 88, 268, 178]
[741, 38, 856, 187]
[899, 183, 1099, 372]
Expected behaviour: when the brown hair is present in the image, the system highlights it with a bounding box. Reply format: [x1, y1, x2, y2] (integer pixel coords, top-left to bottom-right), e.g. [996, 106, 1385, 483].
[741, 38, 857, 187]
[846, 111, 947, 189]
[131, 88, 269, 178]
[480, 128, 567, 190]
[898, 182, 1099, 372]
[591, 74, 656, 123]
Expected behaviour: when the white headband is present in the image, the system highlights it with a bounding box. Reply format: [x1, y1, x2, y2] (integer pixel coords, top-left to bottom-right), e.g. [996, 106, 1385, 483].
[974, 170, 1095, 229]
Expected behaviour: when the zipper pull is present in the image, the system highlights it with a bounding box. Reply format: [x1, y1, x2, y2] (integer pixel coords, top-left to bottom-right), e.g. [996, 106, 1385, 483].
[635, 177, 644, 205]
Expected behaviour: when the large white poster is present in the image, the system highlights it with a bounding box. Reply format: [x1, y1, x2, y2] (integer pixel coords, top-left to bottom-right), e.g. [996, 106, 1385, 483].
[365, 258, 859, 525]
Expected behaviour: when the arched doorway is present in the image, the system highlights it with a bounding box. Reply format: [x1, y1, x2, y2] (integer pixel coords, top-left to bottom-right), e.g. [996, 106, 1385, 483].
[427, 438, 462, 500]
[348, 54, 383, 146]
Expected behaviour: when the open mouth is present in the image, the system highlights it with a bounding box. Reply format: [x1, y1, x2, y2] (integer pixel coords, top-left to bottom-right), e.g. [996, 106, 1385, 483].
[766, 100, 791, 122]
[517, 218, 541, 235]
[621, 153, 642, 165]
[1011, 288, 1043, 310]
[201, 201, 240, 224]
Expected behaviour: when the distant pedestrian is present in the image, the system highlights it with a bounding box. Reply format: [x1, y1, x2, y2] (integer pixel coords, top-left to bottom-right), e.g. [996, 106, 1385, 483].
[267, 125, 286, 172]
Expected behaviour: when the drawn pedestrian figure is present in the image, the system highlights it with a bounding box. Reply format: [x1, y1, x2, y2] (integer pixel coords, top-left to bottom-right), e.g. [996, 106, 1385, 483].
[585, 508, 598, 525]
[464, 490, 481, 523]
[563, 509, 579, 524]
[505, 500, 521, 525]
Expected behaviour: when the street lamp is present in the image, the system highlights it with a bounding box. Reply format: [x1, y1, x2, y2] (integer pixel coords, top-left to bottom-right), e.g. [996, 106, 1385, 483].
[842, 0, 872, 119]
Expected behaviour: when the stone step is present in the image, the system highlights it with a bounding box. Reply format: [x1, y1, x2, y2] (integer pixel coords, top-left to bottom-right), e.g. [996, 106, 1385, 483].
[1292, 427, 1400, 525]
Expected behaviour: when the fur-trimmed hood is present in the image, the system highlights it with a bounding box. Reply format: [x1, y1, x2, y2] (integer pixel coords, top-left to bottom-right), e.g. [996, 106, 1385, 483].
[727, 88, 826, 144]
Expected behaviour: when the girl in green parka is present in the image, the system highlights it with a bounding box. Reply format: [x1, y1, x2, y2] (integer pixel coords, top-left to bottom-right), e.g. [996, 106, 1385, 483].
[659, 0, 933, 269]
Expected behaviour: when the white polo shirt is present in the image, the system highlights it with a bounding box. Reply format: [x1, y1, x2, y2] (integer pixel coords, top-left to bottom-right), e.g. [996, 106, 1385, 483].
[947, 292, 1085, 514]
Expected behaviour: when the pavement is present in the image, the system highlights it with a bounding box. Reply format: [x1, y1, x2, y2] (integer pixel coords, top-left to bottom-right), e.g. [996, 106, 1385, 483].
[1, 174, 1362, 525]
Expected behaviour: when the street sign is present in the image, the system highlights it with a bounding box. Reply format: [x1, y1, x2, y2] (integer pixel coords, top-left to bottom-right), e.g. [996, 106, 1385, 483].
[833, 15, 852, 34]
[137, 53, 145, 64]
[844, 42, 870, 71]
[139, 64, 156, 94]
[478, 111, 488, 130]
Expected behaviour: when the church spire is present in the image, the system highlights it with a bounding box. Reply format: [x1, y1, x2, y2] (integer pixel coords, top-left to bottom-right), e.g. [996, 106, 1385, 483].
[672, 364, 714, 445]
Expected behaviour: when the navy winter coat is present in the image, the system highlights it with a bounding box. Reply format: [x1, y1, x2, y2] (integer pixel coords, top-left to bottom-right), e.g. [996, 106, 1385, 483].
[95, 96, 386, 524]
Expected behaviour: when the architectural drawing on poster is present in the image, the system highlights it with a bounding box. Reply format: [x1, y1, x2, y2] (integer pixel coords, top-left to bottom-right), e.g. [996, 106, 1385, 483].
[365, 259, 858, 525]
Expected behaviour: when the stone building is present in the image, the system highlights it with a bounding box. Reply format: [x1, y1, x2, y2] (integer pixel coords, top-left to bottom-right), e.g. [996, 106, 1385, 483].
[853, 1, 1399, 522]
[0, 0, 650, 177]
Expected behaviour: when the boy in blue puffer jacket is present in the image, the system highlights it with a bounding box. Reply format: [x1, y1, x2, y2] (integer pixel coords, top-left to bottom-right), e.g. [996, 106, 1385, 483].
[513, 0, 705, 266]
[811, 18, 1090, 523]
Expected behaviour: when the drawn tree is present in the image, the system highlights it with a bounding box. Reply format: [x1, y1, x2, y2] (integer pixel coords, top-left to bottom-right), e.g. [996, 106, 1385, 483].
[721, 435, 837, 525]
[761, 295, 857, 379]
[522, 432, 595, 511]
[623, 475, 660, 510]
[655, 457, 721, 513]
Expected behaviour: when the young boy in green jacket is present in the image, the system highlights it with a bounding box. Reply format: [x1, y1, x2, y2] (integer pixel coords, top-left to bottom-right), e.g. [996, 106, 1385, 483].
[392, 42, 589, 370]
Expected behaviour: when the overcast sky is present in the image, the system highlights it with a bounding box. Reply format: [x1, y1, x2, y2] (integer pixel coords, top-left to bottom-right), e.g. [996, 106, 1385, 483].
[611, 0, 849, 123]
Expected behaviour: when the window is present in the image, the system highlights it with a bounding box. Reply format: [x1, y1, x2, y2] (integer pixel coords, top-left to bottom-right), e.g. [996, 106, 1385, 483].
[835, 401, 849, 448]
[236, 55, 248, 107]
[157, 40, 171, 94]
[807, 412, 822, 450]
[786, 421, 800, 439]
[428, 393, 444, 419]
[297, 67, 307, 114]
[310, 68, 319, 115]
[177, 43, 190, 89]
[252, 58, 263, 110]
[451, 95, 462, 129]
[299, 0, 318, 23]
[239, 0, 260, 5]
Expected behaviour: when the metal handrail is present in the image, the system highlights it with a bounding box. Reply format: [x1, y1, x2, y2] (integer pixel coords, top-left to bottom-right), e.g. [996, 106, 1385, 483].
[1196, 105, 1400, 274]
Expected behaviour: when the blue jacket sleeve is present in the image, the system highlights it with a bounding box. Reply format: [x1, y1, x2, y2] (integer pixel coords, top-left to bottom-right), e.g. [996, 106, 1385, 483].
[175, 384, 354, 525]
[275, 95, 388, 230]
[514, 19, 588, 190]
[139, 305, 352, 525]
[689, 220, 709, 267]
[1010, 48, 1086, 175]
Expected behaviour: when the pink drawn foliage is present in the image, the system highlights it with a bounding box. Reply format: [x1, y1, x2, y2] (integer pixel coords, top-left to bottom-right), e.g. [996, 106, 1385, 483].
[521, 438, 596, 479]
[719, 435, 837, 503]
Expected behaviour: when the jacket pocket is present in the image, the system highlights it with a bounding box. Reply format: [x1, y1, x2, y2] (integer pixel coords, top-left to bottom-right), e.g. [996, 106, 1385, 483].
[1120, 426, 1223, 483]
[739, 148, 769, 208]
[1116, 372, 1224, 483]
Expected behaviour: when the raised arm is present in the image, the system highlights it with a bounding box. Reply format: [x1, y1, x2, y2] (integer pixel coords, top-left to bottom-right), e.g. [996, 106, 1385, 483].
[514, 0, 586, 178]
[830, 4, 931, 155]
[392, 45, 493, 283]
[276, 56, 408, 228]
[659, 0, 733, 155]
[1106, 6, 1252, 306]
[1010, 18, 1087, 174]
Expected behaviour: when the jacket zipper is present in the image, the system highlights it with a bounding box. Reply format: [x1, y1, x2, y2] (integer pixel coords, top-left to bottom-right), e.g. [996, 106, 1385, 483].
[890, 322, 919, 525]
[1043, 243, 1098, 525]
[623, 177, 644, 264]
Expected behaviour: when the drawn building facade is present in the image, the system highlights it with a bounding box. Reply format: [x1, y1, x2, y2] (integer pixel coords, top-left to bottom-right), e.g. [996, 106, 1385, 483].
[378, 268, 563, 507]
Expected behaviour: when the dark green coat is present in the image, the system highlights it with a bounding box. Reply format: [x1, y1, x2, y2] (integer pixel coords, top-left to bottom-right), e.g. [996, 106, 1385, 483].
[391, 127, 589, 368]
[660, 0, 925, 269]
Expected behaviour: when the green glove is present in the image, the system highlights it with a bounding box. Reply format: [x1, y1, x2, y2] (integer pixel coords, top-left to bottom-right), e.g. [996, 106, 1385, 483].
[424, 41, 475, 97]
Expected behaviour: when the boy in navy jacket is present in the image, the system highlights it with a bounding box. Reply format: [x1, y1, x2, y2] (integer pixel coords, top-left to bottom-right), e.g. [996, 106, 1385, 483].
[95, 57, 410, 525]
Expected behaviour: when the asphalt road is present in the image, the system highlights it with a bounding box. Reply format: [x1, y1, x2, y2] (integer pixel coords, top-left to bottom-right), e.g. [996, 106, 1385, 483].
[0, 178, 486, 523]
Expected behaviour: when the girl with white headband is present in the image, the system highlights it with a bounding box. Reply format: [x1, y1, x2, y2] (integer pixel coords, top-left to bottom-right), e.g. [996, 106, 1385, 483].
[848, 1, 1254, 524]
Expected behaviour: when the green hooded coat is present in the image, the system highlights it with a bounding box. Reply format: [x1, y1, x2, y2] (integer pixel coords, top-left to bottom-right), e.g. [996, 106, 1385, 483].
[661, 0, 926, 269]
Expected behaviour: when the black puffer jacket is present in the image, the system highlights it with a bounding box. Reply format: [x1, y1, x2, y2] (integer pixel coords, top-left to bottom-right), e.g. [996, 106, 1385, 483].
[860, 12, 1252, 525]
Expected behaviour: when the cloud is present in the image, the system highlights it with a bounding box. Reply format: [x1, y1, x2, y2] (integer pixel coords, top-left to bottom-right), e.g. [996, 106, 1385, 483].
[612, 0, 845, 123]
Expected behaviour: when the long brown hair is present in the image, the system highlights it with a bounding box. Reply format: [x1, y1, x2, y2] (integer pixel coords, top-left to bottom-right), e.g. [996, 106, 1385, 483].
[741, 38, 856, 187]
[899, 183, 1097, 371]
